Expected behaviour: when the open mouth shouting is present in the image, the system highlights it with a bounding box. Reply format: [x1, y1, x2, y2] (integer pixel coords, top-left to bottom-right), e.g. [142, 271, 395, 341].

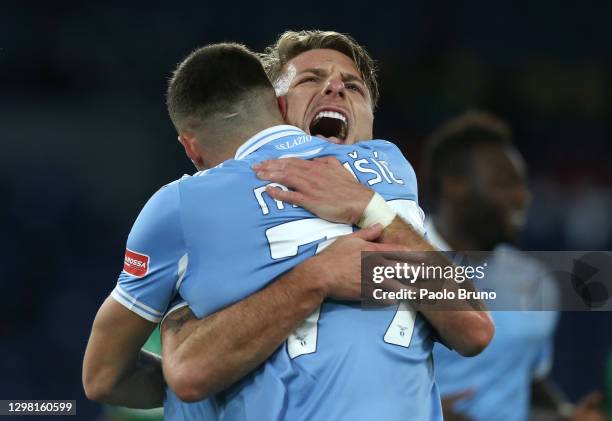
[308, 108, 349, 144]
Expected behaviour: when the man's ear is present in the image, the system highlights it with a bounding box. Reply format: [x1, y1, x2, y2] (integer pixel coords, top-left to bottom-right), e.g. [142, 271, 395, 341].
[177, 133, 205, 169]
[277, 95, 288, 120]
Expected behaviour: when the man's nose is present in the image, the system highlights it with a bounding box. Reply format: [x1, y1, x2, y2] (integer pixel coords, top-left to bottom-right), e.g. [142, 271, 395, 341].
[322, 78, 346, 99]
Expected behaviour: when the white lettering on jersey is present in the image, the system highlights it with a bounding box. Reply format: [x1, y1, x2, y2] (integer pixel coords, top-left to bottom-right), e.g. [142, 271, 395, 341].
[379, 160, 404, 184]
[341, 150, 404, 186]
[354, 159, 383, 185]
[342, 162, 358, 179]
[253, 183, 298, 215]
[274, 135, 312, 150]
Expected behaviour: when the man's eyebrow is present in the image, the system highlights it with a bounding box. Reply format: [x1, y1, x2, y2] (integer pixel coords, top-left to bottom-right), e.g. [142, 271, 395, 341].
[341, 73, 366, 85]
[297, 68, 328, 77]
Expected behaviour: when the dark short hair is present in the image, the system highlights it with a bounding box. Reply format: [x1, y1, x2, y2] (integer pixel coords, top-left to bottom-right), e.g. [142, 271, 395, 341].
[167, 43, 273, 132]
[261, 30, 379, 108]
[422, 111, 513, 204]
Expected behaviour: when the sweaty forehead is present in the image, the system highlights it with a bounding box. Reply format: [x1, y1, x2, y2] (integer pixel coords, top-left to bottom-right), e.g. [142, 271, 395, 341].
[286, 48, 361, 77]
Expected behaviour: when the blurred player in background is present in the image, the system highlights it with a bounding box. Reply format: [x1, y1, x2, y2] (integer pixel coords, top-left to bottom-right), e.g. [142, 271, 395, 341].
[421, 111, 605, 421]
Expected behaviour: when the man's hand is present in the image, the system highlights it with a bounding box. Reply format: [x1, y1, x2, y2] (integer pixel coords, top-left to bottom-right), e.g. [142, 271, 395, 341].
[571, 391, 605, 421]
[307, 223, 409, 300]
[533, 379, 606, 421]
[253, 156, 373, 225]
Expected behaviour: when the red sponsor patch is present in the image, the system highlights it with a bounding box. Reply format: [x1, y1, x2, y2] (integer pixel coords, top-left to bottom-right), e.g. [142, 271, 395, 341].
[124, 248, 149, 277]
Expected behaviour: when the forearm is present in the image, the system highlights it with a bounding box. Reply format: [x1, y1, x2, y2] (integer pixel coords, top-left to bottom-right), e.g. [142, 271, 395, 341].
[99, 350, 164, 408]
[379, 215, 433, 250]
[83, 298, 163, 408]
[381, 216, 494, 355]
[163, 258, 327, 402]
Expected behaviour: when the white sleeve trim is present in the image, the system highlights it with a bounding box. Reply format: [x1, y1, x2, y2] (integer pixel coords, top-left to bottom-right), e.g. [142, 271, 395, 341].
[111, 286, 163, 323]
[532, 357, 553, 381]
[160, 301, 190, 325]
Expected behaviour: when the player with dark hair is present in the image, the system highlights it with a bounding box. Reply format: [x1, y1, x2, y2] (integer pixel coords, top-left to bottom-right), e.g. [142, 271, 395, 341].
[166, 43, 282, 170]
[421, 111, 519, 250]
[422, 111, 604, 421]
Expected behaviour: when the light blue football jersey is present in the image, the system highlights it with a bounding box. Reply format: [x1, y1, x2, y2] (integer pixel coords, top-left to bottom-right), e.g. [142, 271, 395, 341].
[427, 222, 559, 421]
[113, 125, 442, 421]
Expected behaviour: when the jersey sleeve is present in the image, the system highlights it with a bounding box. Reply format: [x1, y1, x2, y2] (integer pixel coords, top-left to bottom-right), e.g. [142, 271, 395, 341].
[531, 340, 554, 380]
[111, 182, 187, 322]
[529, 264, 559, 380]
[531, 284, 559, 380]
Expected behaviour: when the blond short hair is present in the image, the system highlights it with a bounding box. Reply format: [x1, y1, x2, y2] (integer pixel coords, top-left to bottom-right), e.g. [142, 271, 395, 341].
[261, 30, 379, 108]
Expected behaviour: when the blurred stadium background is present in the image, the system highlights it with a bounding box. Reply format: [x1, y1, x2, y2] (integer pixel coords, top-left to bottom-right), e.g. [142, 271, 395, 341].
[2, 1, 611, 419]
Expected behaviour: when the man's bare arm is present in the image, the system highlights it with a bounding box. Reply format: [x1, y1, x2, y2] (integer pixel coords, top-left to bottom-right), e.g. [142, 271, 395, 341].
[161, 225, 392, 402]
[83, 297, 164, 408]
[532, 380, 606, 421]
[381, 217, 494, 356]
[161, 261, 325, 402]
[255, 156, 494, 356]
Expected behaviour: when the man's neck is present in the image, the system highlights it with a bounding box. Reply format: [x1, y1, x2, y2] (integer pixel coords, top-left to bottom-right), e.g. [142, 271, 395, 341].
[206, 116, 286, 168]
[433, 207, 484, 251]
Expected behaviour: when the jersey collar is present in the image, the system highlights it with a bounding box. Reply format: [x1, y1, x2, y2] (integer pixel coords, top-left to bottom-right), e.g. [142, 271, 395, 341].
[235, 125, 305, 160]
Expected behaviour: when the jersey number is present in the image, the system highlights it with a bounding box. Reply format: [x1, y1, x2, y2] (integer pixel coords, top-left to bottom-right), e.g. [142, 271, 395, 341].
[266, 218, 416, 359]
